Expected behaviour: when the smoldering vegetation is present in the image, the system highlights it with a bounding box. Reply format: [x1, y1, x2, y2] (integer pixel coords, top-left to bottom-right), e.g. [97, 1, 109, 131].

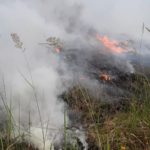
[0, 0, 150, 150]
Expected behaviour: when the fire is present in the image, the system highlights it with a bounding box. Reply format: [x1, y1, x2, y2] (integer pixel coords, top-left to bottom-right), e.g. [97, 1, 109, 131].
[96, 34, 124, 53]
[100, 74, 111, 81]
[55, 47, 61, 53]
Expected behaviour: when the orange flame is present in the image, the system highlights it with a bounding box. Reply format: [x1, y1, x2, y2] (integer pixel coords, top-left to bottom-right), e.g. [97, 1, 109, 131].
[100, 74, 111, 81]
[96, 34, 124, 54]
[55, 47, 61, 53]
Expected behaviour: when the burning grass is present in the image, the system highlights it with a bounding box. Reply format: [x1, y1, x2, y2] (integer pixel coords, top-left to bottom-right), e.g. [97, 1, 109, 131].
[62, 73, 150, 150]
[96, 34, 125, 54]
[1, 33, 150, 150]
[1, 73, 150, 150]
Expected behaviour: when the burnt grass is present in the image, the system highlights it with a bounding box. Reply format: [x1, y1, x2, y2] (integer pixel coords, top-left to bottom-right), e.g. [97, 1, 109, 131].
[61, 72, 150, 150]
[1, 72, 150, 150]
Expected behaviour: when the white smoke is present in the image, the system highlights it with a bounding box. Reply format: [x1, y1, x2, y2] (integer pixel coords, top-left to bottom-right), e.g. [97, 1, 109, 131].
[0, 0, 149, 149]
[0, 1, 69, 149]
[82, 0, 150, 41]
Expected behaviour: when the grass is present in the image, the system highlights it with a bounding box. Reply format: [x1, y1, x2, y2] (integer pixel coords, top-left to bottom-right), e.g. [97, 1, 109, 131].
[0, 72, 150, 150]
[62, 72, 150, 150]
[0, 55, 150, 150]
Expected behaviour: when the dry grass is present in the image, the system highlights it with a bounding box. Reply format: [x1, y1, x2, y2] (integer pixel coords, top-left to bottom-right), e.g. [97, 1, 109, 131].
[62, 73, 150, 150]
[1, 73, 150, 150]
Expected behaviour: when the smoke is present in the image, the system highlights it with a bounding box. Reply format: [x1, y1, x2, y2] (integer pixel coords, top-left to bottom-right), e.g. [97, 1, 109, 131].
[81, 0, 150, 40]
[0, 0, 149, 149]
[0, 1, 68, 149]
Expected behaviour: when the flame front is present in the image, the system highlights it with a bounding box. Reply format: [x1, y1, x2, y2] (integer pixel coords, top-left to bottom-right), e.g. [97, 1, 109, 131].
[96, 34, 124, 54]
[100, 74, 111, 81]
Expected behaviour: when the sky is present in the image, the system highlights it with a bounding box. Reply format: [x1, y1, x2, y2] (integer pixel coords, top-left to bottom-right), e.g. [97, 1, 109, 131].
[0, 0, 150, 40]
[81, 0, 150, 40]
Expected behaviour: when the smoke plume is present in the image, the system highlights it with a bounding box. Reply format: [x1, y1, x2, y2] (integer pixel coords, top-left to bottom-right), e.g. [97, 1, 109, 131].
[0, 0, 149, 149]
